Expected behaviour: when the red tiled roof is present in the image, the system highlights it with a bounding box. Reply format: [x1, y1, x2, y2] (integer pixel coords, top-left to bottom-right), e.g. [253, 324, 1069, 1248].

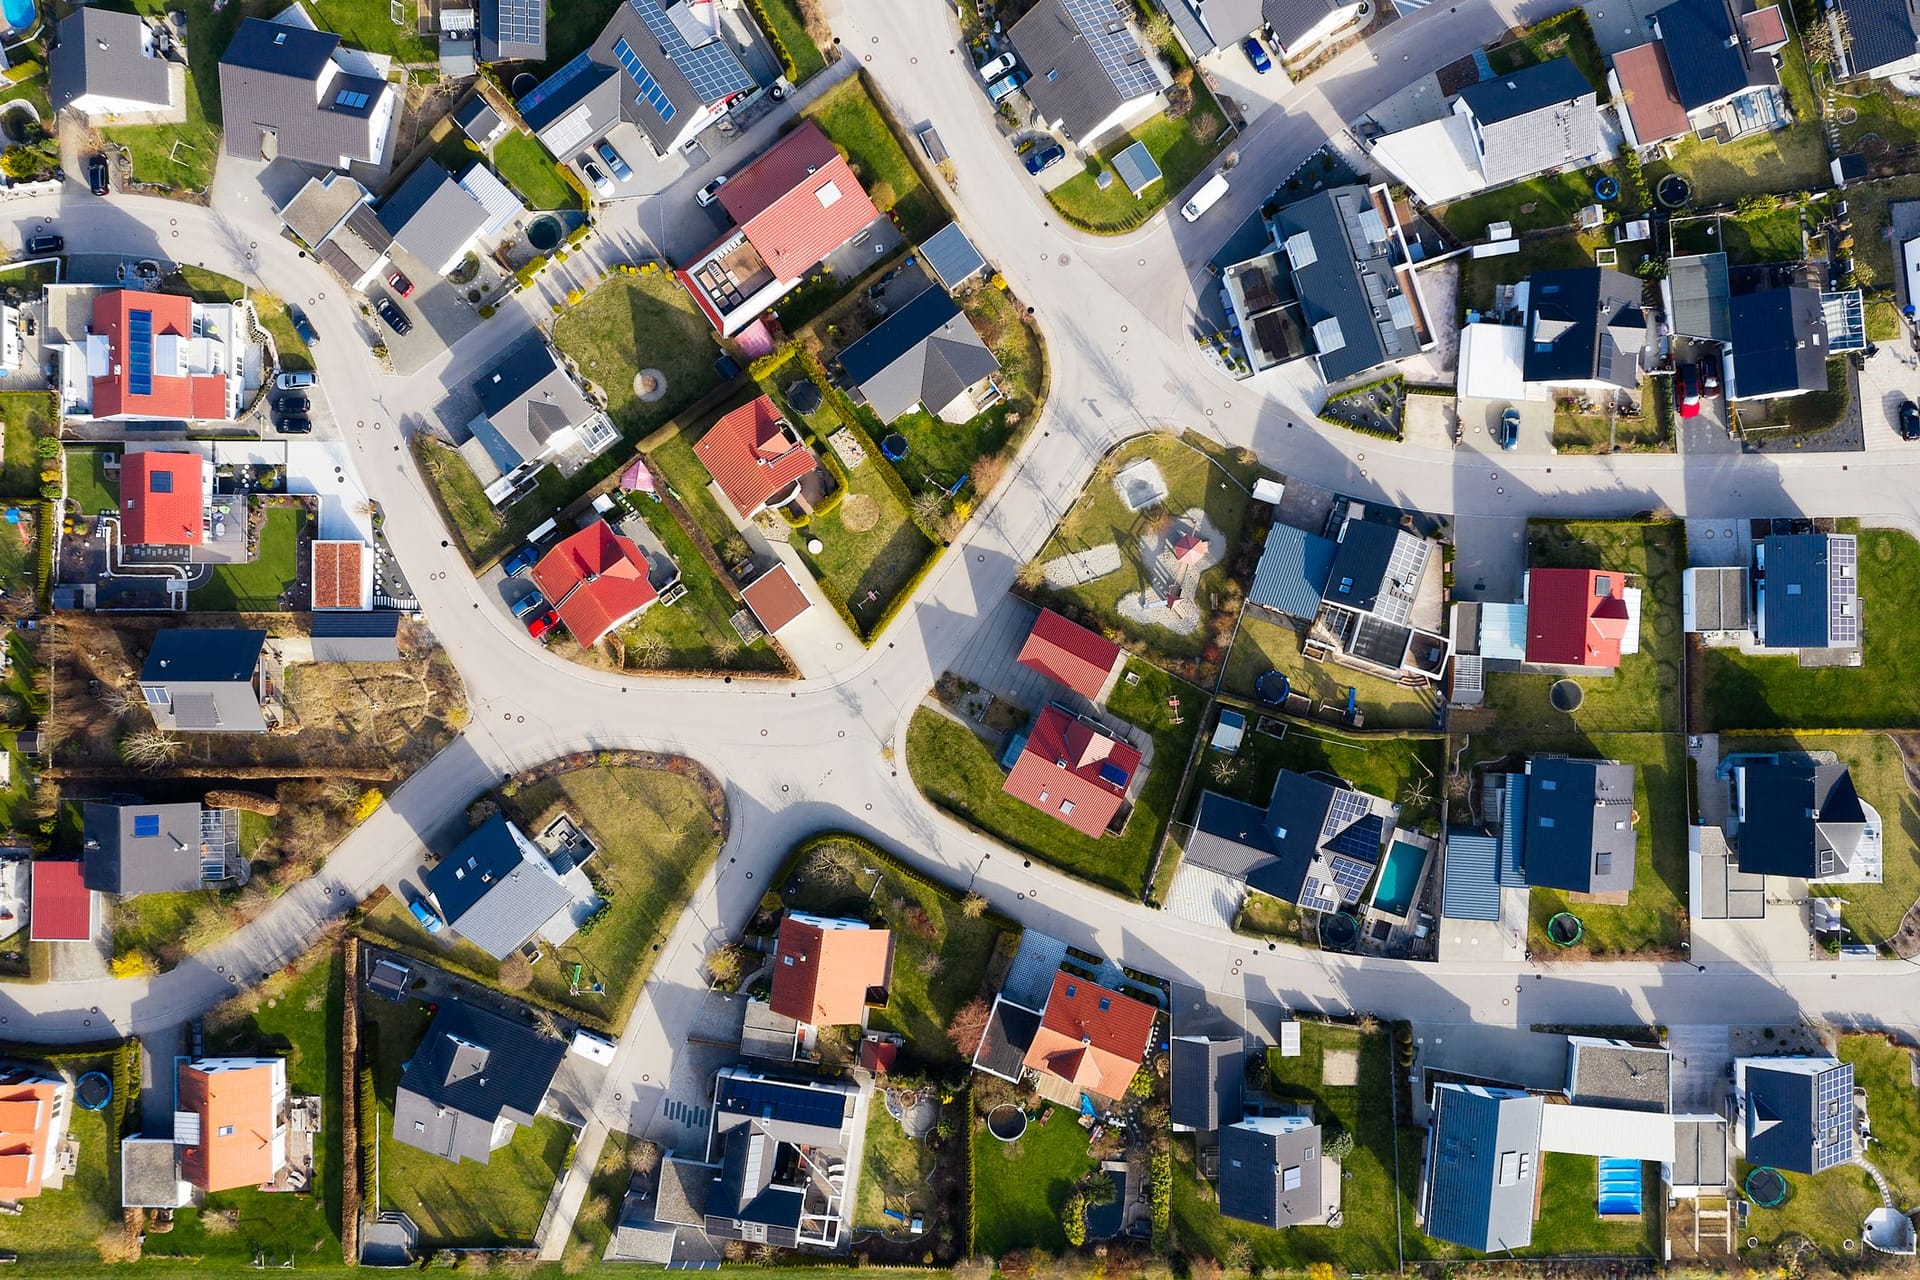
[743, 563, 812, 633]
[1022, 973, 1156, 1100]
[1613, 42, 1690, 146]
[1741, 5, 1788, 49]
[89, 290, 229, 421]
[0, 1077, 58, 1201]
[859, 1039, 898, 1073]
[693, 395, 819, 519]
[178, 1060, 279, 1193]
[717, 121, 882, 283]
[770, 915, 893, 1026]
[312, 541, 364, 610]
[1017, 609, 1122, 700]
[28, 860, 89, 942]
[1526, 567, 1630, 668]
[1001, 705, 1141, 839]
[120, 451, 203, 547]
[529, 520, 658, 648]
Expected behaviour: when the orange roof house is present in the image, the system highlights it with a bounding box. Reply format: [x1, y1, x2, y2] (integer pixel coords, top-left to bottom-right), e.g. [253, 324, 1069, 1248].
[176, 1058, 287, 1193]
[742, 563, 812, 634]
[529, 520, 659, 648]
[1017, 609, 1123, 701]
[769, 913, 894, 1027]
[1022, 973, 1156, 1101]
[86, 290, 234, 422]
[119, 451, 203, 547]
[693, 395, 820, 520]
[716, 122, 882, 284]
[0, 1065, 70, 1203]
[1002, 705, 1143, 839]
[1525, 567, 1632, 668]
[1611, 42, 1690, 147]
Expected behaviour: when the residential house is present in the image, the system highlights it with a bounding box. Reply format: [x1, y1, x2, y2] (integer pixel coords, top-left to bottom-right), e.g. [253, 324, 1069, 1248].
[0, 1062, 73, 1204]
[1645, 0, 1790, 144]
[310, 612, 404, 663]
[1220, 184, 1434, 380]
[28, 860, 93, 943]
[54, 289, 243, 424]
[1371, 58, 1607, 206]
[1727, 287, 1829, 401]
[49, 7, 184, 123]
[453, 94, 510, 146]
[82, 800, 234, 896]
[1184, 767, 1396, 911]
[972, 993, 1046, 1083]
[676, 122, 885, 336]
[176, 1059, 291, 1194]
[1518, 757, 1637, 896]
[462, 337, 614, 503]
[479, 0, 544, 62]
[530, 520, 661, 648]
[1663, 252, 1733, 343]
[377, 160, 520, 277]
[519, 0, 759, 163]
[1734, 1057, 1855, 1174]
[1730, 755, 1880, 881]
[118, 451, 205, 548]
[693, 393, 822, 521]
[139, 629, 268, 734]
[1523, 568, 1636, 669]
[1000, 704, 1143, 838]
[1289, 510, 1448, 681]
[1752, 531, 1858, 652]
[218, 17, 398, 169]
[424, 814, 599, 960]
[1169, 1035, 1242, 1132]
[1022, 973, 1156, 1104]
[1218, 1116, 1329, 1229]
[1156, 0, 1370, 62]
[655, 1066, 863, 1251]
[1008, 0, 1170, 147]
[1833, 0, 1920, 80]
[1565, 1036, 1672, 1113]
[1522, 267, 1649, 393]
[1610, 40, 1692, 148]
[312, 541, 375, 611]
[920, 222, 988, 293]
[768, 913, 893, 1028]
[1016, 608, 1124, 702]
[1420, 1083, 1544, 1252]
[835, 285, 1001, 424]
[391, 1001, 567, 1164]
[278, 171, 377, 258]
[741, 563, 813, 635]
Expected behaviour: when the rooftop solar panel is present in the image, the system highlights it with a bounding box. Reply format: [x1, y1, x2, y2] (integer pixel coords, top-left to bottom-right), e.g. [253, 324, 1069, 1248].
[133, 813, 160, 838]
[128, 310, 154, 398]
[1059, 0, 1163, 100]
[632, 0, 752, 105]
[497, 0, 542, 43]
[716, 1075, 846, 1131]
[1325, 812, 1385, 864]
[1829, 536, 1859, 646]
[611, 37, 677, 121]
[517, 48, 592, 113]
[1328, 854, 1375, 904]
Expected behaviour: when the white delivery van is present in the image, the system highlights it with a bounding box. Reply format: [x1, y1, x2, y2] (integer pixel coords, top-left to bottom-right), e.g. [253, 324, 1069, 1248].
[1182, 173, 1230, 222]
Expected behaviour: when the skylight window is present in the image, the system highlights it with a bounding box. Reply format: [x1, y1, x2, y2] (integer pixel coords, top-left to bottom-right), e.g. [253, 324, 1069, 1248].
[133, 814, 160, 838]
[816, 181, 842, 208]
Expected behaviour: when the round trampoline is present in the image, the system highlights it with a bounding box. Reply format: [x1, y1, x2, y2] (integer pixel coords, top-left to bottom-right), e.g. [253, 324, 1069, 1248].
[76, 1071, 111, 1110]
[880, 433, 909, 461]
[1657, 174, 1693, 209]
[527, 215, 564, 253]
[511, 73, 538, 97]
[1256, 671, 1291, 705]
[1745, 1166, 1788, 1208]
[1550, 679, 1584, 712]
[987, 1104, 1028, 1142]
[1547, 912, 1584, 946]
[1320, 913, 1360, 950]
[1593, 175, 1619, 201]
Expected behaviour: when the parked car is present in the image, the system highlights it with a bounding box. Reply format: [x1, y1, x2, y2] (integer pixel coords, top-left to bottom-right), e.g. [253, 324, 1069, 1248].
[595, 138, 632, 181]
[978, 52, 1018, 81]
[374, 295, 411, 336]
[24, 232, 61, 256]
[86, 154, 108, 196]
[278, 395, 310, 414]
[695, 174, 729, 207]
[1242, 36, 1272, 73]
[1023, 141, 1065, 175]
[503, 545, 540, 577]
[986, 70, 1028, 104]
[526, 608, 560, 640]
[580, 159, 614, 198]
[511, 590, 547, 619]
[1700, 349, 1722, 393]
[408, 897, 444, 934]
[1182, 173, 1231, 222]
[274, 417, 312, 434]
[1901, 399, 1920, 441]
[289, 306, 318, 346]
[1678, 363, 1702, 418]
[1498, 405, 1521, 451]
[385, 269, 414, 298]
[276, 370, 316, 390]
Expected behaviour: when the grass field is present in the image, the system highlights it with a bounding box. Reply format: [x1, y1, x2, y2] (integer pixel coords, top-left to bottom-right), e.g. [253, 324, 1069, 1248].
[794, 466, 934, 634]
[1223, 613, 1440, 730]
[0, 391, 55, 500]
[0, 1062, 114, 1264]
[493, 130, 580, 211]
[171, 266, 312, 373]
[609, 497, 788, 673]
[1047, 88, 1231, 233]
[970, 1104, 1096, 1256]
[1738, 1158, 1880, 1257]
[855, 1098, 932, 1230]
[1193, 721, 1444, 834]
[190, 505, 305, 612]
[753, 0, 827, 82]
[550, 273, 721, 440]
[307, 0, 435, 61]
[1841, 1034, 1920, 1205]
[100, 69, 219, 192]
[802, 76, 944, 240]
[1440, 167, 1618, 241]
[1486, 9, 1609, 94]
[1670, 209, 1806, 264]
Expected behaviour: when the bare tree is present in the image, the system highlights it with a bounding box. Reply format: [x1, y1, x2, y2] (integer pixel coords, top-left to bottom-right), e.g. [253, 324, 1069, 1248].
[498, 953, 533, 990]
[100, 684, 141, 717]
[629, 634, 668, 669]
[948, 997, 992, 1058]
[713, 636, 742, 665]
[1015, 559, 1047, 590]
[911, 490, 947, 529]
[119, 730, 181, 769]
[961, 891, 989, 919]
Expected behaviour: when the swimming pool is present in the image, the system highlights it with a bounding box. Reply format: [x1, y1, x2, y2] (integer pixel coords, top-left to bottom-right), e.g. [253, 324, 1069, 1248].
[0, 0, 33, 39]
[1597, 1157, 1643, 1216]
[1369, 840, 1427, 918]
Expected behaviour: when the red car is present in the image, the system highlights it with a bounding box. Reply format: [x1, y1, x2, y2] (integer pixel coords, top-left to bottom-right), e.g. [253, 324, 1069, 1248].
[1678, 363, 1702, 418]
[386, 270, 414, 298]
[526, 609, 560, 640]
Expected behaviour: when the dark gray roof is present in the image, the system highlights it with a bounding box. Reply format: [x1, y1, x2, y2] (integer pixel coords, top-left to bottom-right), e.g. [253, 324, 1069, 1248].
[1840, 0, 1920, 76]
[479, 0, 545, 63]
[1423, 1084, 1543, 1253]
[1323, 519, 1398, 614]
[378, 161, 492, 272]
[453, 95, 506, 142]
[1441, 830, 1501, 921]
[1568, 1039, 1671, 1112]
[1159, 0, 1218, 54]
[1459, 56, 1596, 123]
[392, 1000, 566, 1164]
[921, 223, 988, 292]
[221, 16, 336, 79]
[310, 610, 402, 662]
[1735, 757, 1867, 878]
[518, 50, 622, 139]
[836, 286, 1000, 423]
[1009, 0, 1162, 142]
[140, 629, 267, 734]
[1756, 532, 1849, 650]
[472, 337, 596, 465]
[1458, 58, 1605, 188]
[51, 8, 172, 113]
[1273, 186, 1421, 383]
[1219, 1119, 1323, 1228]
[974, 995, 1042, 1081]
[1186, 771, 1387, 908]
[711, 1070, 856, 1150]
[1249, 523, 1339, 619]
[1523, 267, 1647, 389]
[652, 1156, 715, 1229]
[1521, 758, 1637, 895]
[120, 1137, 185, 1208]
[81, 801, 208, 896]
[218, 18, 389, 166]
[1744, 1059, 1854, 1174]
[1263, 0, 1349, 49]
[1170, 1036, 1243, 1130]
[1728, 287, 1828, 400]
[425, 814, 578, 959]
[1666, 252, 1731, 342]
[1653, 0, 1764, 109]
[1673, 1117, 1729, 1188]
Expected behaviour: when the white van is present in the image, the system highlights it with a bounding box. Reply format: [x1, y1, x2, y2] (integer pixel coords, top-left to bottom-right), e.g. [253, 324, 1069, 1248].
[1181, 173, 1231, 222]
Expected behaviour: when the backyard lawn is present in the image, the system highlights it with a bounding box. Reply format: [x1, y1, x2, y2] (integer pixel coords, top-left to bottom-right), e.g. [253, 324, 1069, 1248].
[793, 466, 934, 638]
[1836, 78, 1920, 152]
[1697, 527, 1920, 729]
[1047, 90, 1231, 233]
[1486, 9, 1609, 96]
[1439, 167, 1618, 241]
[1458, 231, 1598, 316]
[0, 391, 55, 500]
[908, 660, 1200, 897]
[802, 75, 944, 239]
[1645, 44, 1826, 205]
[0, 1066, 114, 1264]
[1526, 1153, 1658, 1256]
[191, 505, 306, 612]
[550, 273, 721, 439]
[1840, 1034, 1920, 1205]
[609, 498, 789, 673]
[1738, 1158, 1881, 1257]
[647, 428, 742, 549]
[101, 69, 219, 192]
[970, 1104, 1096, 1256]
[1484, 520, 1685, 734]
[1192, 721, 1444, 833]
[540, 0, 624, 72]
[1670, 209, 1806, 264]
[307, 0, 435, 61]
[493, 130, 581, 211]
[855, 1098, 932, 1229]
[1222, 613, 1440, 730]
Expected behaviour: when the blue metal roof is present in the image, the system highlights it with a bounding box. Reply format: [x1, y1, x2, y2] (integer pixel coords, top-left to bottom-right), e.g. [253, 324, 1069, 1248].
[1425, 1085, 1543, 1252]
[921, 223, 986, 291]
[1441, 830, 1500, 921]
[1249, 524, 1338, 620]
[1497, 781, 1528, 887]
[1759, 534, 1831, 649]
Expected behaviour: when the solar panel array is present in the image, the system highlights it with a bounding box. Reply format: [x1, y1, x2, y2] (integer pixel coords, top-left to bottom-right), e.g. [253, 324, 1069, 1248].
[1319, 787, 1370, 842]
[495, 0, 542, 45]
[334, 88, 371, 110]
[1297, 877, 1336, 914]
[612, 37, 676, 122]
[127, 310, 154, 398]
[132, 813, 161, 838]
[633, 0, 752, 105]
[1376, 531, 1427, 624]
[1327, 855, 1375, 905]
[518, 49, 592, 114]
[1058, 0, 1162, 100]
[1812, 1065, 1854, 1170]
[1325, 813, 1385, 865]
[716, 1074, 846, 1132]
[1828, 535, 1859, 646]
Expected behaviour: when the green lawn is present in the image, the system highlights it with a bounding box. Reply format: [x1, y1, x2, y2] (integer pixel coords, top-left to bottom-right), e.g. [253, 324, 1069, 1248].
[1440, 168, 1618, 241]
[191, 505, 306, 612]
[306, 0, 435, 61]
[1223, 613, 1440, 730]
[1047, 91, 1230, 233]
[1738, 1158, 1881, 1257]
[1458, 231, 1601, 317]
[1485, 520, 1684, 734]
[0, 262, 57, 295]
[1527, 1153, 1658, 1255]
[550, 273, 721, 439]
[493, 130, 580, 211]
[111, 889, 215, 967]
[646, 429, 741, 549]
[364, 764, 723, 1030]
[1175, 1022, 1399, 1271]
[1645, 43, 1826, 205]
[1842, 1034, 1920, 1206]
[0, 1068, 114, 1264]
[855, 1096, 932, 1229]
[1836, 174, 1920, 291]
[970, 1104, 1095, 1257]
[908, 659, 1200, 897]
[0, 391, 55, 500]
[1486, 9, 1609, 94]
[100, 69, 219, 193]
[1670, 209, 1805, 264]
[794, 463, 934, 635]
[1193, 721, 1443, 834]
[1698, 527, 1920, 730]
[752, 0, 827, 82]
[170, 266, 312, 373]
[414, 437, 509, 566]
[802, 75, 944, 240]
[611, 496, 788, 673]
[538, 0, 625, 75]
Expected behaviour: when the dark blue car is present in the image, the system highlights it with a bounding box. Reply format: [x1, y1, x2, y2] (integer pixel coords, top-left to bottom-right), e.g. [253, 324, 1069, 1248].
[1024, 141, 1065, 175]
[503, 545, 540, 577]
[289, 306, 318, 346]
[1242, 36, 1272, 73]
